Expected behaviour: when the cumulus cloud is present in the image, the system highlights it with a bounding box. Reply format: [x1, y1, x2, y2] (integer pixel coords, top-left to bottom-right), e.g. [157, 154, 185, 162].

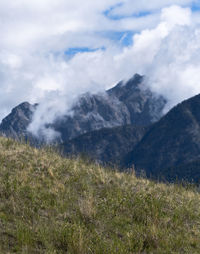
[0, 1, 200, 140]
[127, 5, 200, 110]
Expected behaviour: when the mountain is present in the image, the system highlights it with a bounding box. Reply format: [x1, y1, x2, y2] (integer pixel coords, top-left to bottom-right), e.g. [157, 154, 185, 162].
[0, 102, 38, 139]
[0, 74, 166, 143]
[107, 74, 165, 125]
[52, 74, 166, 142]
[61, 125, 148, 166]
[124, 94, 200, 182]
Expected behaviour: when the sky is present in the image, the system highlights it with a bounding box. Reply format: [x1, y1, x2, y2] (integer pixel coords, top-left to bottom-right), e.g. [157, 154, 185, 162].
[1, 0, 200, 138]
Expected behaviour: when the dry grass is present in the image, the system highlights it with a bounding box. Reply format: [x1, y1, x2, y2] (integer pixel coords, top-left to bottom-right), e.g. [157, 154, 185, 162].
[0, 137, 200, 253]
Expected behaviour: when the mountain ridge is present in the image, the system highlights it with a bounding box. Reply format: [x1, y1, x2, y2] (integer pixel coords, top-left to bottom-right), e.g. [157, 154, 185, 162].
[124, 93, 200, 182]
[0, 74, 166, 143]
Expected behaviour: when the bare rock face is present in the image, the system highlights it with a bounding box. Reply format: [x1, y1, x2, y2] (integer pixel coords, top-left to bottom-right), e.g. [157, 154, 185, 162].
[0, 74, 166, 143]
[0, 102, 38, 139]
[53, 92, 131, 142]
[107, 74, 165, 125]
[124, 93, 200, 182]
[51, 74, 166, 142]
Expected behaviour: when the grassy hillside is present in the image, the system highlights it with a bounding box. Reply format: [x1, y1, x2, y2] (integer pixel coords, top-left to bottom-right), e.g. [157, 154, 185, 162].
[0, 137, 200, 253]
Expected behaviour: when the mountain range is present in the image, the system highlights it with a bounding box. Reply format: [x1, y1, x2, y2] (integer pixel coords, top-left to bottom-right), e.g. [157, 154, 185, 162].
[1, 73, 200, 182]
[0, 74, 165, 142]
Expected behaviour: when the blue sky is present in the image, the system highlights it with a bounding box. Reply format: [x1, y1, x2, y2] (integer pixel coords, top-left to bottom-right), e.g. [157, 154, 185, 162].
[104, 6, 152, 20]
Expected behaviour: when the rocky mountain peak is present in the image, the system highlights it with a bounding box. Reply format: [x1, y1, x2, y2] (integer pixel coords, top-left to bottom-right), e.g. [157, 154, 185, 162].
[0, 102, 37, 139]
[107, 73, 144, 98]
[0, 74, 166, 143]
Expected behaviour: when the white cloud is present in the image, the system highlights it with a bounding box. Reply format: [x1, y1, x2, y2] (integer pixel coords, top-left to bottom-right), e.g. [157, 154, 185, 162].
[0, 1, 200, 140]
[161, 4, 191, 26]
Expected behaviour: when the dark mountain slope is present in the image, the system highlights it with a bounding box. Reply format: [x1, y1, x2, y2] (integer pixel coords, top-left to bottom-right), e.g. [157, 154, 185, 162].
[124, 94, 200, 181]
[61, 125, 148, 166]
[162, 160, 200, 183]
[0, 74, 166, 143]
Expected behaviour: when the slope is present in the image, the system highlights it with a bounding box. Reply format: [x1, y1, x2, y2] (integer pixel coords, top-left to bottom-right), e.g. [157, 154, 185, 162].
[124, 94, 200, 182]
[61, 125, 148, 166]
[0, 137, 200, 253]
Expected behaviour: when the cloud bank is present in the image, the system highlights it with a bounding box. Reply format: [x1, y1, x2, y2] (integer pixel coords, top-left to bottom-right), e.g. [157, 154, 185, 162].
[0, 0, 200, 139]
